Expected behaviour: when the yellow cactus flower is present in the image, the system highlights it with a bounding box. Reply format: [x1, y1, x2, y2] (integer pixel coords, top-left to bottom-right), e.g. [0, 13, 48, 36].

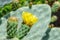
[22, 11, 38, 26]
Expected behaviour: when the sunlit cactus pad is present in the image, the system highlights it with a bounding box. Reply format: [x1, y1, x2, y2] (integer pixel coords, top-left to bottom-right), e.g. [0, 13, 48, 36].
[0, 4, 52, 40]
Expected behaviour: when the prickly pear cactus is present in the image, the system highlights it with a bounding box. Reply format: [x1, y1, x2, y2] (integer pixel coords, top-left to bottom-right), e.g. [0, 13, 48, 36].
[17, 24, 30, 40]
[7, 17, 18, 39]
[0, 4, 51, 40]
[52, 1, 60, 13]
[17, 11, 38, 40]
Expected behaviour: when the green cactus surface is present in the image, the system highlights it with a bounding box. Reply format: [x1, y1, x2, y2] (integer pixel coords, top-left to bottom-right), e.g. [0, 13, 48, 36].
[17, 24, 30, 40]
[7, 19, 18, 39]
